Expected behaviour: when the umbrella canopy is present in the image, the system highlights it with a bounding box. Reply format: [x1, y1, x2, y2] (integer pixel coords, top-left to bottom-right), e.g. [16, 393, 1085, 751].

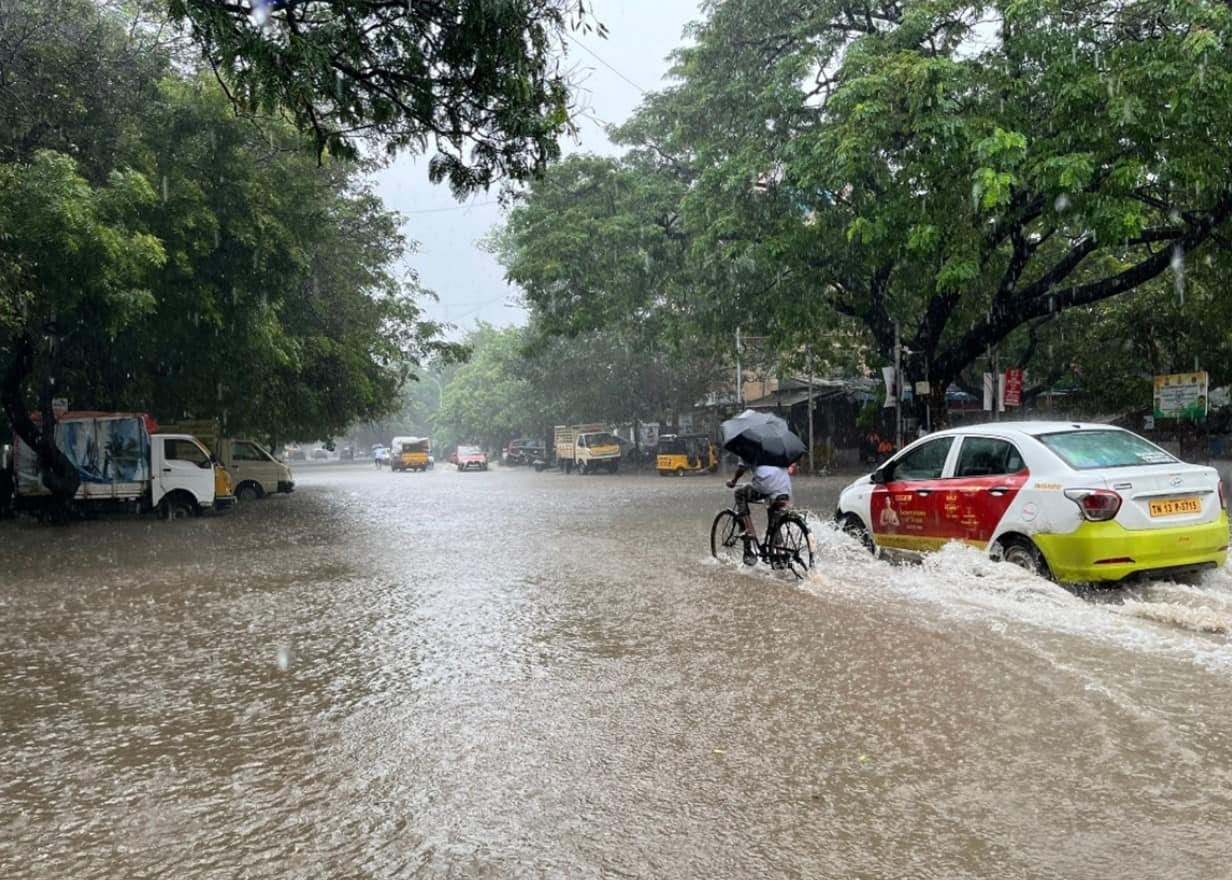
[720, 409, 806, 468]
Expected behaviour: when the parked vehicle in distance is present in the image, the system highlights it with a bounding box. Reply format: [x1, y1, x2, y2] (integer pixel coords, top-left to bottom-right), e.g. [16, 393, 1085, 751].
[456, 445, 489, 471]
[310, 447, 330, 460]
[389, 436, 431, 472]
[835, 421, 1229, 584]
[554, 423, 620, 474]
[504, 438, 546, 466]
[283, 445, 307, 462]
[657, 433, 719, 477]
[13, 412, 218, 519]
[162, 420, 295, 501]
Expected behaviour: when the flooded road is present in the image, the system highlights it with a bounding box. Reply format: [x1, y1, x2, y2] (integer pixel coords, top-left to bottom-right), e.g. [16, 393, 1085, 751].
[3, 462, 1232, 878]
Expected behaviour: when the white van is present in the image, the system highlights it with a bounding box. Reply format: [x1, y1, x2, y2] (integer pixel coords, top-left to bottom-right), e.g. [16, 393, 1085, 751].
[219, 438, 295, 500]
[161, 420, 294, 501]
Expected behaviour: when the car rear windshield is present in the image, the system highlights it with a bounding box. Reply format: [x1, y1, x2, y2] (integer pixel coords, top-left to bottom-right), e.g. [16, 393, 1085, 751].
[458, 446, 482, 455]
[1035, 429, 1177, 470]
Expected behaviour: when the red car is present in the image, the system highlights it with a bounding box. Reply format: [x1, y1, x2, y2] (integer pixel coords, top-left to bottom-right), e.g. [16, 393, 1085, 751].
[455, 445, 488, 471]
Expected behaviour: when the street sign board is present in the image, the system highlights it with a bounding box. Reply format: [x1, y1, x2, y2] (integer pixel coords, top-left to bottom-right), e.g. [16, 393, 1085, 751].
[1153, 371, 1208, 419]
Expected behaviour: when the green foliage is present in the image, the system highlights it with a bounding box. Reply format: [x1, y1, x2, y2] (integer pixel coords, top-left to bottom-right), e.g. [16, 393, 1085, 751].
[436, 324, 538, 450]
[168, 0, 586, 193]
[432, 320, 725, 451]
[0, 150, 166, 341]
[500, 0, 1232, 425]
[0, 0, 451, 448]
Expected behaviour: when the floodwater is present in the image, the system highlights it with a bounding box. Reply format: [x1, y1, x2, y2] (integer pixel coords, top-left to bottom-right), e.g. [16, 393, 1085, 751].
[3, 462, 1232, 879]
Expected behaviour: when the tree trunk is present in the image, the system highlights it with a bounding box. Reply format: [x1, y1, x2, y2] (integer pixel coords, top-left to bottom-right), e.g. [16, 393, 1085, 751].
[1, 332, 80, 518]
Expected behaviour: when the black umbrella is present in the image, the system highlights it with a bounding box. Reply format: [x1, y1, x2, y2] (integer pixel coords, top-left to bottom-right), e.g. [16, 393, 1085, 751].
[720, 409, 806, 467]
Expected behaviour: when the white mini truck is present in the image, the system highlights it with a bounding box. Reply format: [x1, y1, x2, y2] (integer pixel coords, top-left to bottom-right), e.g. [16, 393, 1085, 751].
[14, 412, 217, 518]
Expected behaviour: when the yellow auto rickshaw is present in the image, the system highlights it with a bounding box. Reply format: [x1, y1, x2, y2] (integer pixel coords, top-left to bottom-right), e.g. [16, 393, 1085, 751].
[391, 436, 431, 472]
[656, 433, 719, 476]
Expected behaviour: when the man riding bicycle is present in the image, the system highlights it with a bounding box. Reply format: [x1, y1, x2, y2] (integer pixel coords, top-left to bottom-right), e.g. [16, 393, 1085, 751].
[726, 459, 793, 562]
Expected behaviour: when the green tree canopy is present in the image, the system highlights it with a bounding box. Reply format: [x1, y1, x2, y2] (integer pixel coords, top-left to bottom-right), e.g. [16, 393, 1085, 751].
[502, 0, 1232, 425]
[0, 0, 457, 475]
[169, 0, 594, 191]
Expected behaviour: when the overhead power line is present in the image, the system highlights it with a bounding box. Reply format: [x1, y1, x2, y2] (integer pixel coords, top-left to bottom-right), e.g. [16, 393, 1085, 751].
[565, 33, 647, 95]
[400, 200, 502, 215]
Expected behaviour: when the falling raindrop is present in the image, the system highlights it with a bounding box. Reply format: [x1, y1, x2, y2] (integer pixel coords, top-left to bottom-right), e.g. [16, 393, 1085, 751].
[161, 175, 168, 204]
[1171, 246, 1185, 305]
[1055, 193, 1071, 213]
[276, 643, 290, 672]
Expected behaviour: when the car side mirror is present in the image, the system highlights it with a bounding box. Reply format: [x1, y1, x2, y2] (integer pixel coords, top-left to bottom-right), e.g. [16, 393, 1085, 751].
[871, 464, 890, 484]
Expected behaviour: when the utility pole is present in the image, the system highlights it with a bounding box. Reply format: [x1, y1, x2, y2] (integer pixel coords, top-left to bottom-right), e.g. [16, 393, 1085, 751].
[735, 327, 743, 410]
[894, 321, 903, 452]
[993, 345, 1000, 422]
[807, 347, 815, 474]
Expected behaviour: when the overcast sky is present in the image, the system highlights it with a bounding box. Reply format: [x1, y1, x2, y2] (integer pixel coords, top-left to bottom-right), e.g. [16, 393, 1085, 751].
[373, 0, 702, 340]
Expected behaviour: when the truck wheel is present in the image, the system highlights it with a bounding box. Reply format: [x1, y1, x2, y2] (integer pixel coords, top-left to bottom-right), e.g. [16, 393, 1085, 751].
[675, 467, 685, 477]
[160, 496, 194, 520]
[237, 483, 261, 502]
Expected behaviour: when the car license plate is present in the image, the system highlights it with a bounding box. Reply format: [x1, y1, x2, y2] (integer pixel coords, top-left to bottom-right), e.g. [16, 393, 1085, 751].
[1149, 496, 1201, 517]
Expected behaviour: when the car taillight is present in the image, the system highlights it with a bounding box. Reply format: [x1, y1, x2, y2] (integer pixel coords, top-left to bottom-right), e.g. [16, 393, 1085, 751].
[1220, 480, 1227, 511]
[1063, 488, 1122, 522]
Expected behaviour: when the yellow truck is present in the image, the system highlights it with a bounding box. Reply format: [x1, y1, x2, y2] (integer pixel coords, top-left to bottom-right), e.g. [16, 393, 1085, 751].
[390, 436, 431, 472]
[553, 423, 621, 474]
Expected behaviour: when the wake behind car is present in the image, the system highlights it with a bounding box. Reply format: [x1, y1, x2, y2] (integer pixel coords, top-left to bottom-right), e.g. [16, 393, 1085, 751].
[456, 445, 488, 471]
[835, 421, 1228, 584]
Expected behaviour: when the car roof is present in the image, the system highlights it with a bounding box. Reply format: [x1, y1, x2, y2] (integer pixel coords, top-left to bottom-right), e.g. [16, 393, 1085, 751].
[935, 421, 1126, 438]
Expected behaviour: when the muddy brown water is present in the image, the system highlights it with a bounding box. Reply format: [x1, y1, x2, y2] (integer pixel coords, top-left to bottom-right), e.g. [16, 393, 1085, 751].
[3, 463, 1232, 878]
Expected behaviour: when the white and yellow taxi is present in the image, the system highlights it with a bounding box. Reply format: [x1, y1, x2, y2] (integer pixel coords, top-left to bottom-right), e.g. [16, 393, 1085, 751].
[835, 421, 1228, 583]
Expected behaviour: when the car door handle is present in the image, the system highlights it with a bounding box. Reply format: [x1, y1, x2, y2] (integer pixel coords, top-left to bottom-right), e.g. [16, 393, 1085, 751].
[915, 489, 932, 497]
[986, 487, 1010, 497]
[162, 467, 172, 472]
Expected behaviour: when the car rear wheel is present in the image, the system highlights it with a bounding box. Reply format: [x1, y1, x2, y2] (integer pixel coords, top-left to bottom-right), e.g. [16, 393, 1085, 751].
[237, 483, 261, 502]
[996, 537, 1051, 580]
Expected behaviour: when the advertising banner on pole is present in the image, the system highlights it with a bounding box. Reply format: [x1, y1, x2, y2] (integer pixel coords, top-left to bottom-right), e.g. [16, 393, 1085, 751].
[1003, 368, 1023, 407]
[882, 366, 897, 406]
[1153, 371, 1208, 419]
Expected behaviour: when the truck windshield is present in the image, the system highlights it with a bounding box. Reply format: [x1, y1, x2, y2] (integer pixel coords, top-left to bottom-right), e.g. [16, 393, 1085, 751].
[165, 438, 213, 469]
[584, 433, 619, 447]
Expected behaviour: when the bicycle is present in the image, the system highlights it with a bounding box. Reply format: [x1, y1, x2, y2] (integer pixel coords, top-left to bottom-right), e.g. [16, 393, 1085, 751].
[710, 495, 815, 578]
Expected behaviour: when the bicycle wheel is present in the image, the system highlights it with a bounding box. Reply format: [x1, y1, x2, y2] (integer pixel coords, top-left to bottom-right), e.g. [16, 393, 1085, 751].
[768, 515, 814, 578]
[710, 510, 744, 564]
